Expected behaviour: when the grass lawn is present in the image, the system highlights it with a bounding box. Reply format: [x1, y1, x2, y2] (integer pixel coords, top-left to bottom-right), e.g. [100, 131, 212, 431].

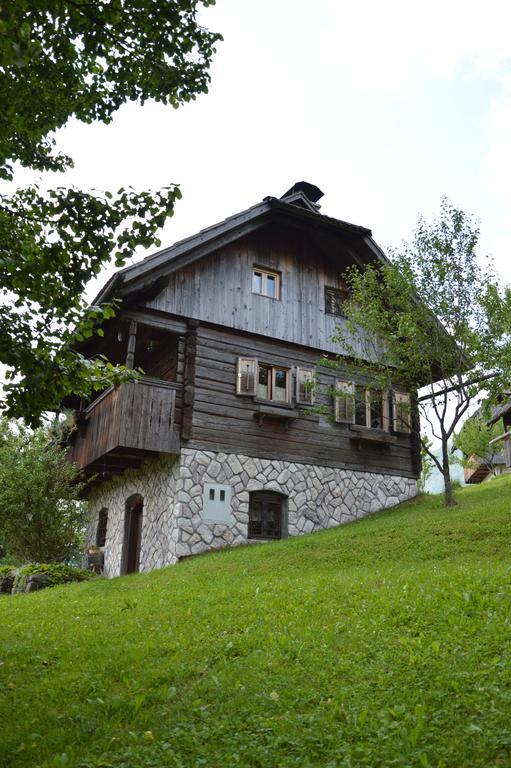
[2, 477, 511, 767]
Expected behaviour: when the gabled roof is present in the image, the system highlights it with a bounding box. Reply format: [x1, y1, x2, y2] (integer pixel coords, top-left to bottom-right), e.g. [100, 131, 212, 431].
[488, 397, 511, 426]
[93, 185, 385, 306]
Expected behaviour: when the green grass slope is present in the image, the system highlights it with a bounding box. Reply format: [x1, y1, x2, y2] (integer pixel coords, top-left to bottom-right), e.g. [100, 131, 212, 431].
[2, 479, 511, 768]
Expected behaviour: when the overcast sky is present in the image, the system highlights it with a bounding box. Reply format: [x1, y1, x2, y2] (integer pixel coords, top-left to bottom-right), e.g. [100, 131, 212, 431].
[13, 0, 511, 300]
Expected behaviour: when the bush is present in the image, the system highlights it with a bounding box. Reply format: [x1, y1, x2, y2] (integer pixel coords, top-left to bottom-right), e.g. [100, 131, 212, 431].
[11, 563, 94, 594]
[0, 418, 87, 563]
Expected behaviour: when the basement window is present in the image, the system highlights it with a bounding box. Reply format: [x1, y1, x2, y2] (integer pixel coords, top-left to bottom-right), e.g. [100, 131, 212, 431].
[252, 267, 281, 299]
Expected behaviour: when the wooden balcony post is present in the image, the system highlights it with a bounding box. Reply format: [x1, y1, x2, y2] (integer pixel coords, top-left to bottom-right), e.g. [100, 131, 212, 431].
[126, 320, 138, 369]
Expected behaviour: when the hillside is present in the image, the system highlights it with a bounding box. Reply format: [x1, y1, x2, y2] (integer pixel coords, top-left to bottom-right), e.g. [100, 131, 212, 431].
[2, 479, 511, 768]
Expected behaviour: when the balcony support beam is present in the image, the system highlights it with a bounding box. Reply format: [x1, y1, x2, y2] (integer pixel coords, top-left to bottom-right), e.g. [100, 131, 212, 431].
[126, 320, 138, 369]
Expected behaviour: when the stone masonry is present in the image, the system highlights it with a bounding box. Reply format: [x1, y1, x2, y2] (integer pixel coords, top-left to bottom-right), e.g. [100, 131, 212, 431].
[88, 449, 417, 577]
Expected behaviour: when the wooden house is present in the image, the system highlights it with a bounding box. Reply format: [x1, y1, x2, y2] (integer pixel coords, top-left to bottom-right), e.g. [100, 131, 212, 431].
[68, 182, 420, 577]
[464, 398, 511, 484]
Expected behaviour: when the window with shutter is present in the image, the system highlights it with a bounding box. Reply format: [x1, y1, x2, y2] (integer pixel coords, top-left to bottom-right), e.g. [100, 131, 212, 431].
[334, 380, 355, 423]
[296, 368, 315, 405]
[393, 392, 411, 433]
[236, 358, 257, 395]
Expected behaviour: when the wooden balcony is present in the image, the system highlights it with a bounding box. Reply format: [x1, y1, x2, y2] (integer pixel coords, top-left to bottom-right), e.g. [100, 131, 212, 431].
[69, 378, 181, 479]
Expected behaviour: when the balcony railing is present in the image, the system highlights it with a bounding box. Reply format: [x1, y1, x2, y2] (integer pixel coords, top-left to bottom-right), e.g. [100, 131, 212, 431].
[69, 378, 181, 472]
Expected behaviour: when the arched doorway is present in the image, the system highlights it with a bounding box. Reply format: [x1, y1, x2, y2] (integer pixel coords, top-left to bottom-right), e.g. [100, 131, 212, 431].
[248, 491, 287, 540]
[122, 495, 143, 574]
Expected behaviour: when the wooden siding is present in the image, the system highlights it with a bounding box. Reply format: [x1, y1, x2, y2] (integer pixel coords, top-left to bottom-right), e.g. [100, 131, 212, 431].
[146, 228, 365, 357]
[70, 379, 181, 470]
[184, 325, 418, 478]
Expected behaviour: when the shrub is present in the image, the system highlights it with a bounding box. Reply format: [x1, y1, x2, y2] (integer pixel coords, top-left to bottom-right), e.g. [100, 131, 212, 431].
[12, 563, 94, 594]
[0, 418, 87, 563]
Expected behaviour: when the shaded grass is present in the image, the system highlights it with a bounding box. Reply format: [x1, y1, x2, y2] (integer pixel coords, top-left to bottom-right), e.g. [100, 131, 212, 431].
[2, 477, 511, 767]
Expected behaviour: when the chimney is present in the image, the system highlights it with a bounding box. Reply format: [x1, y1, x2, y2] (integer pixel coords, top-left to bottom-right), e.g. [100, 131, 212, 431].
[280, 181, 324, 212]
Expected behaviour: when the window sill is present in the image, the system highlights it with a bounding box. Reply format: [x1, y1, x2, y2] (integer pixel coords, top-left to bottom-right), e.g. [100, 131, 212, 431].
[253, 398, 295, 410]
[253, 402, 299, 427]
[251, 291, 280, 301]
[348, 424, 398, 445]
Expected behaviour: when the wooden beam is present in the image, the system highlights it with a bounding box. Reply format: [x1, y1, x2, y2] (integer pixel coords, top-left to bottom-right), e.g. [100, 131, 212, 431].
[417, 372, 500, 403]
[126, 320, 137, 369]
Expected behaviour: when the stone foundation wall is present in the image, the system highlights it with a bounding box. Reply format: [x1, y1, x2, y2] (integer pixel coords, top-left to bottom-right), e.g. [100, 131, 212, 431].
[88, 449, 417, 577]
[87, 455, 180, 577]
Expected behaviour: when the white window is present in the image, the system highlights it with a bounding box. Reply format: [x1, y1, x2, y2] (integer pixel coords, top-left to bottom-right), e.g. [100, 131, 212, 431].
[296, 368, 315, 405]
[393, 392, 411, 433]
[252, 267, 280, 299]
[258, 364, 291, 403]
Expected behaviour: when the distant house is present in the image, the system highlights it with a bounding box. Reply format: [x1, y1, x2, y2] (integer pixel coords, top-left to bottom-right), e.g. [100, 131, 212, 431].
[66, 182, 420, 577]
[464, 398, 511, 484]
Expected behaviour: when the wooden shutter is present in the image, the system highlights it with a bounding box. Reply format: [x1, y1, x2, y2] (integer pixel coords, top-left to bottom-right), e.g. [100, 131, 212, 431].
[393, 392, 411, 433]
[334, 380, 355, 423]
[296, 368, 315, 405]
[236, 358, 257, 395]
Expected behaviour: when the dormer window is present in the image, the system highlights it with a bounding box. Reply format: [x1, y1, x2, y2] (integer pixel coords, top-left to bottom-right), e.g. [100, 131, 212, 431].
[252, 267, 280, 299]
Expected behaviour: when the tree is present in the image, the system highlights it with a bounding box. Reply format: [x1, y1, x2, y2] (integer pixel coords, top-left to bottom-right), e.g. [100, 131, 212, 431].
[0, 418, 86, 562]
[454, 413, 503, 479]
[329, 199, 511, 506]
[0, 1, 220, 424]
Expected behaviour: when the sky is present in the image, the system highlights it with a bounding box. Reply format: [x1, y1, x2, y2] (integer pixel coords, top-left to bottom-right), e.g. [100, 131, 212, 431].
[12, 0, 510, 302]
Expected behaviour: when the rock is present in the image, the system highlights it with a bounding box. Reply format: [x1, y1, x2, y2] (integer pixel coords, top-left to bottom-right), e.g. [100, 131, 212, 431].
[207, 460, 222, 479]
[25, 574, 52, 593]
[0, 572, 14, 594]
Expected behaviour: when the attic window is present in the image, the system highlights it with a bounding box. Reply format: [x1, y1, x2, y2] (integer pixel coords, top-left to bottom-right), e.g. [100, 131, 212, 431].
[325, 280, 350, 317]
[253, 267, 280, 300]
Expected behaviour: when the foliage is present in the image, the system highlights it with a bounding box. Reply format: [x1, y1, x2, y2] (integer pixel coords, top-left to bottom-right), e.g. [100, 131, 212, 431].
[329, 199, 511, 506]
[0, 418, 86, 563]
[1, 477, 511, 765]
[0, 1, 220, 424]
[12, 563, 93, 593]
[418, 435, 435, 492]
[454, 413, 503, 477]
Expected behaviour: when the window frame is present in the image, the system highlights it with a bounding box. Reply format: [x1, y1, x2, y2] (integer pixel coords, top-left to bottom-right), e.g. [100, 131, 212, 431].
[257, 363, 291, 404]
[248, 491, 285, 540]
[252, 266, 281, 300]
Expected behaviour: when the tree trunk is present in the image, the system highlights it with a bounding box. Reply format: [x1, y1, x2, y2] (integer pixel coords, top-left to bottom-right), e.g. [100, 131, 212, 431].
[441, 438, 457, 507]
